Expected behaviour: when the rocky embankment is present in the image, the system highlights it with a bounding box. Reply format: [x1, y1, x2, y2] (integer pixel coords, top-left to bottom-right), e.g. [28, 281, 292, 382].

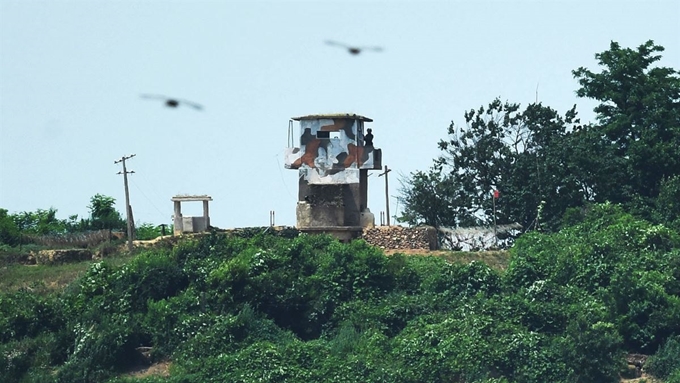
[362, 226, 437, 250]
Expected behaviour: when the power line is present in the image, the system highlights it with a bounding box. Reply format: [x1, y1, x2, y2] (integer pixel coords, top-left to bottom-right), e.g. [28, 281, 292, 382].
[274, 152, 294, 199]
[130, 177, 170, 221]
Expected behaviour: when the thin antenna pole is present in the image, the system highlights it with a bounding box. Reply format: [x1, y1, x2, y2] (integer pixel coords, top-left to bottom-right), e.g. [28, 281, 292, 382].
[288, 120, 294, 147]
[115, 154, 136, 252]
[535, 82, 539, 103]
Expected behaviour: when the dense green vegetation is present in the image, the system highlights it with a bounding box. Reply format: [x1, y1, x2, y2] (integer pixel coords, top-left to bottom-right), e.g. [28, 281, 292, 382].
[0, 195, 127, 242]
[1, 203, 678, 382]
[0, 194, 168, 259]
[399, 40, 680, 233]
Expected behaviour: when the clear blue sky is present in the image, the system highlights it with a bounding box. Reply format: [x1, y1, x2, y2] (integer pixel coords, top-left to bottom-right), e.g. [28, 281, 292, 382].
[1, 0, 678, 228]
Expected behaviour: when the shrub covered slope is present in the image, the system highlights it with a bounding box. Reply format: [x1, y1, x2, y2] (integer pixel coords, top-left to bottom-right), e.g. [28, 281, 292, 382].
[1, 203, 680, 383]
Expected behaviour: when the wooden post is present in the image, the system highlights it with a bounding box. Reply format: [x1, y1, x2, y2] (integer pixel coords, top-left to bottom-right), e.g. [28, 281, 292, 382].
[378, 166, 392, 226]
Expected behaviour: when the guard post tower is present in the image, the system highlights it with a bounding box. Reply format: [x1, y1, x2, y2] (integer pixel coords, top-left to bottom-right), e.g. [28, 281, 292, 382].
[284, 113, 382, 241]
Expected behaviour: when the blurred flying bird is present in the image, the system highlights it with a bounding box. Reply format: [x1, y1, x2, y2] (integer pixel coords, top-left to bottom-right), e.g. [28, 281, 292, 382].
[324, 40, 383, 55]
[140, 94, 203, 110]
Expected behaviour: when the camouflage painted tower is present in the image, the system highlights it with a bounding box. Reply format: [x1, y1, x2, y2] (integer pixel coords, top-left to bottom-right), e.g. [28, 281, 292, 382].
[285, 113, 382, 240]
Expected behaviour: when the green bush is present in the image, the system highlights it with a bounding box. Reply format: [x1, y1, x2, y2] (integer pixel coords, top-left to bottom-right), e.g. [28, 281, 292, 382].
[0, 208, 21, 246]
[2, 209, 679, 383]
[0, 290, 64, 342]
[393, 309, 505, 382]
[0, 339, 34, 382]
[204, 234, 396, 340]
[0, 331, 71, 383]
[668, 369, 680, 383]
[135, 223, 171, 241]
[142, 288, 202, 358]
[113, 250, 188, 311]
[0, 245, 32, 266]
[330, 293, 438, 337]
[172, 306, 295, 363]
[646, 335, 680, 380]
[55, 314, 143, 383]
[505, 203, 680, 352]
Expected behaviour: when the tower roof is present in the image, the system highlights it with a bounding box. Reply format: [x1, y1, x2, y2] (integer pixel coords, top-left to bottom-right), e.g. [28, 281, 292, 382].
[292, 113, 373, 122]
[171, 194, 213, 202]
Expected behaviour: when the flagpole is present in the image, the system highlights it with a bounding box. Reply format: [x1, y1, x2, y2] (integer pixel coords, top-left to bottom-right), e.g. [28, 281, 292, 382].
[492, 190, 499, 248]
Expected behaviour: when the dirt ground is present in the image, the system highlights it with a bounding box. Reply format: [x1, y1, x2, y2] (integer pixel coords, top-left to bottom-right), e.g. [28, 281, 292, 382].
[621, 374, 660, 382]
[125, 362, 659, 382]
[125, 361, 171, 379]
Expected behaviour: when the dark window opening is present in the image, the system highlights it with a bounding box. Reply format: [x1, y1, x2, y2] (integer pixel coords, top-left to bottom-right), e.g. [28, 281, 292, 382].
[316, 131, 330, 139]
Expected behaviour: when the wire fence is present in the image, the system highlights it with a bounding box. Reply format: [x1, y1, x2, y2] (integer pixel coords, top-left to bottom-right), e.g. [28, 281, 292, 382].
[438, 223, 523, 251]
[27, 230, 120, 248]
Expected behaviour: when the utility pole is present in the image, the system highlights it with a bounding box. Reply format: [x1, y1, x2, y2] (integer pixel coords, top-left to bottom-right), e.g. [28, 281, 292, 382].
[115, 154, 136, 252]
[378, 165, 392, 226]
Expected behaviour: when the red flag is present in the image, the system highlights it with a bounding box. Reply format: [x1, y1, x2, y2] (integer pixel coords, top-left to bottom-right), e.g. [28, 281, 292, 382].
[493, 190, 500, 199]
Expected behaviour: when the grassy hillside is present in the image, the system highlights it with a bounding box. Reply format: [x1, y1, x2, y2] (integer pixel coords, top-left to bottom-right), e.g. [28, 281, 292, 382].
[0, 242, 137, 294]
[0, 246, 510, 295]
[1, 204, 679, 383]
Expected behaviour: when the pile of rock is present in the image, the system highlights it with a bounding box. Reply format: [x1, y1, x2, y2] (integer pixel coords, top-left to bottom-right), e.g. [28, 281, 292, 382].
[361, 226, 438, 250]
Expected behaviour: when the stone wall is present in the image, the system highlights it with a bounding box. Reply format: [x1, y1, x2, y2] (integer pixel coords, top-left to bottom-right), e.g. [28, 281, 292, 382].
[361, 226, 438, 250]
[34, 249, 93, 265]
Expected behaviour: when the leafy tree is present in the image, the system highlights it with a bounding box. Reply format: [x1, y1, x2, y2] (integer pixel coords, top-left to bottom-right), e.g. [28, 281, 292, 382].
[6, 195, 125, 238]
[500, 103, 587, 231]
[0, 208, 20, 246]
[12, 208, 69, 236]
[400, 41, 679, 232]
[434, 99, 520, 227]
[135, 223, 170, 240]
[63, 214, 90, 233]
[399, 98, 584, 231]
[654, 175, 680, 230]
[572, 40, 680, 212]
[87, 194, 125, 231]
[397, 168, 469, 228]
[1, 208, 91, 248]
